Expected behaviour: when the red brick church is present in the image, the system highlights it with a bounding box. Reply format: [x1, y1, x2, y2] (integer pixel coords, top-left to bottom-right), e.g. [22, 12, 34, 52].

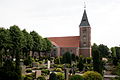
[48, 9, 91, 57]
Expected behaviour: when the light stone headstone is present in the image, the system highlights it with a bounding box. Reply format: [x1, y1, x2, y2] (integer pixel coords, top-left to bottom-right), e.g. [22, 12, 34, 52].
[47, 60, 50, 69]
[21, 66, 26, 75]
[35, 70, 41, 78]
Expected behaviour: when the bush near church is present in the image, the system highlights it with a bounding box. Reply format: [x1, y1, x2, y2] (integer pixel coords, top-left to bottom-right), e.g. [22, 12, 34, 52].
[37, 76, 46, 80]
[69, 75, 84, 80]
[49, 72, 58, 80]
[83, 71, 103, 80]
[56, 72, 65, 80]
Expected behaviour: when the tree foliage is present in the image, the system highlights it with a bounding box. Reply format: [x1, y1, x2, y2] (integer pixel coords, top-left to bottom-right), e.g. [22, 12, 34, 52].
[92, 43, 103, 75]
[49, 72, 58, 80]
[69, 75, 84, 80]
[83, 71, 103, 80]
[77, 56, 84, 71]
[98, 44, 110, 58]
[0, 25, 52, 80]
[62, 52, 72, 64]
[37, 76, 46, 80]
[56, 72, 64, 80]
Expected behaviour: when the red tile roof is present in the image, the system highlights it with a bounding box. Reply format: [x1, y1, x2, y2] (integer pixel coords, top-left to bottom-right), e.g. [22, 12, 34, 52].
[48, 36, 80, 47]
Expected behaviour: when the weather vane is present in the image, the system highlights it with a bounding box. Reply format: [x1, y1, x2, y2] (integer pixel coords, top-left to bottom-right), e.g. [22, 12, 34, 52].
[84, 2, 86, 9]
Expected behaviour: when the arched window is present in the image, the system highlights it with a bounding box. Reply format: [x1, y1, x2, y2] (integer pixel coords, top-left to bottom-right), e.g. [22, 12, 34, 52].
[83, 42, 87, 47]
[83, 35, 86, 39]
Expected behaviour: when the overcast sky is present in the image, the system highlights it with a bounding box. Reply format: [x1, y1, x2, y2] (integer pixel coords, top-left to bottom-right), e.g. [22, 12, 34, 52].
[0, 0, 120, 47]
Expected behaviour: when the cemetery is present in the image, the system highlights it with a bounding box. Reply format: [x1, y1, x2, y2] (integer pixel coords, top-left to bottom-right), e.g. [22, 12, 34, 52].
[0, 26, 120, 80]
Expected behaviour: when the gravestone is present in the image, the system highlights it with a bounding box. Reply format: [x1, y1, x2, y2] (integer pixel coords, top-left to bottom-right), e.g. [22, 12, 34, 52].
[48, 60, 50, 69]
[35, 70, 41, 78]
[21, 66, 26, 75]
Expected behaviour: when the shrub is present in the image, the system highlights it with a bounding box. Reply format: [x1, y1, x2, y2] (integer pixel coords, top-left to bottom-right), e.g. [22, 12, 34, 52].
[83, 71, 103, 80]
[49, 72, 58, 80]
[32, 62, 39, 67]
[24, 76, 33, 80]
[39, 61, 43, 64]
[66, 64, 71, 68]
[35, 59, 39, 62]
[86, 57, 92, 64]
[24, 57, 32, 66]
[56, 72, 64, 80]
[26, 69, 32, 73]
[37, 76, 46, 80]
[77, 59, 84, 71]
[55, 68, 62, 72]
[54, 57, 60, 64]
[24, 73, 35, 80]
[41, 69, 50, 75]
[69, 75, 84, 80]
[57, 64, 63, 68]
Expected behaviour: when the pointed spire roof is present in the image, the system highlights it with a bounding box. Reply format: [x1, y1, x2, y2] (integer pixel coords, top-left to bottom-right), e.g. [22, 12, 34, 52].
[79, 9, 90, 27]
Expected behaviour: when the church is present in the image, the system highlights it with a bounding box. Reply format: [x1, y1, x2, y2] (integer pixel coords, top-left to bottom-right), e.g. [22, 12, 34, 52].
[48, 9, 91, 57]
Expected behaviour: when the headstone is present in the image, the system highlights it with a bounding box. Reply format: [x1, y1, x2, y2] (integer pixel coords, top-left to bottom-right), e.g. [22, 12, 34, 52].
[20, 61, 24, 66]
[21, 66, 26, 75]
[35, 70, 41, 78]
[48, 60, 50, 69]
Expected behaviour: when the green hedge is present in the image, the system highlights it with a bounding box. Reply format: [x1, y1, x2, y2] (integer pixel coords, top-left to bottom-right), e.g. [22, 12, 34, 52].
[69, 75, 84, 80]
[41, 69, 50, 75]
[83, 71, 103, 80]
[49, 72, 57, 80]
[26, 69, 32, 73]
[37, 76, 46, 80]
[56, 72, 64, 80]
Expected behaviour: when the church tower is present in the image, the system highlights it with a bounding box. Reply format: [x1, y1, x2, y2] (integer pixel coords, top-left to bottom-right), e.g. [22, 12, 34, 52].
[79, 9, 91, 57]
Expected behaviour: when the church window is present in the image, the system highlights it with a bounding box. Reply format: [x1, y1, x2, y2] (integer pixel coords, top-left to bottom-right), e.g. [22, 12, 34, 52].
[83, 35, 86, 39]
[82, 28, 86, 33]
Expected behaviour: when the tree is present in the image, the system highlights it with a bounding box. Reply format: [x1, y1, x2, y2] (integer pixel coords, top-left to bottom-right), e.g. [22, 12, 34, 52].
[111, 47, 120, 65]
[0, 28, 11, 66]
[83, 71, 103, 80]
[77, 56, 84, 71]
[62, 52, 72, 64]
[98, 44, 110, 58]
[22, 29, 33, 58]
[115, 47, 120, 59]
[44, 38, 52, 52]
[114, 63, 120, 80]
[111, 47, 116, 58]
[92, 43, 103, 75]
[9, 25, 24, 79]
[0, 60, 19, 80]
[30, 31, 42, 59]
[71, 53, 76, 62]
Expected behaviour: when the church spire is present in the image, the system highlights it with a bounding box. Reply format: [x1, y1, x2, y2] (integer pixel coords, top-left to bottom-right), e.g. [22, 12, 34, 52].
[79, 7, 90, 27]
